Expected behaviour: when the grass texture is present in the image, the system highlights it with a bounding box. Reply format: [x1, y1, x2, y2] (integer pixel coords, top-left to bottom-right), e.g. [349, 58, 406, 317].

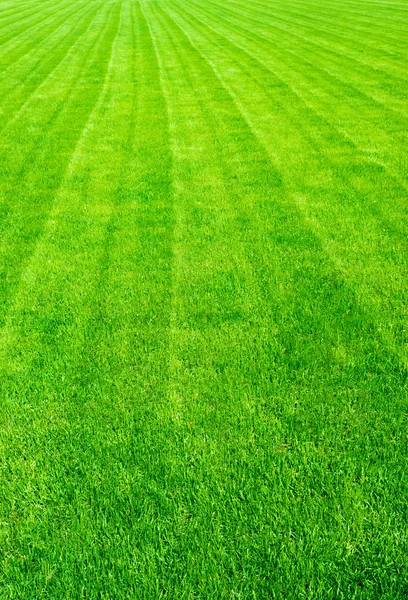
[0, 0, 407, 597]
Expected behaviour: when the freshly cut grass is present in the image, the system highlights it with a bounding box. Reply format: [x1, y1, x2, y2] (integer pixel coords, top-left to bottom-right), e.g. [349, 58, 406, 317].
[0, 0, 407, 597]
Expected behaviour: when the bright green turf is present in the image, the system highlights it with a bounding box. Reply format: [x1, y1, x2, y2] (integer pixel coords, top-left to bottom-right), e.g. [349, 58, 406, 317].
[0, 0, 407, 597]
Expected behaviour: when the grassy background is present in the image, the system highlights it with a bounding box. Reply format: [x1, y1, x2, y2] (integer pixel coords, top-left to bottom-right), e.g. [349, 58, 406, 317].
[0, 0, 407, 597]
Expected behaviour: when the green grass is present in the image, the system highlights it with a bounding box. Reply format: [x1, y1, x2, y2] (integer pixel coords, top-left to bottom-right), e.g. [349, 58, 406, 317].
[0, 0, 407, 596]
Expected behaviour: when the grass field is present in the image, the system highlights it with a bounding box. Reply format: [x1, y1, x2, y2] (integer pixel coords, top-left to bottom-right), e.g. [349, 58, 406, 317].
[0, 0, 407, 597]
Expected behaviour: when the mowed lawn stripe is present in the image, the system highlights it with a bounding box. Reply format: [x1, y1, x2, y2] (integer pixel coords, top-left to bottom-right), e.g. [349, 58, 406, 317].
[0, 0, 105, 129]
[0, 0, 407, 598]
[145, 4, 292, 593]
[188, 0, 408, 193]
[0, 0, 76, 51]
[261, 0, 408, 33]
[0, 0, 175, 595]
[0, 0, 97, 85]
[0, 0, 58, 31]
[174, 0, 408, 200]
[225, 0, 408, 58]
[192, 0, 408, 126]
[142, 1, 407, 596]
[0, 0, 92, 70]
[188, 0, 408, 123]
[154, 0, 407, 470]
[0, 1, 121, 329]
[167, 0, 408, 360]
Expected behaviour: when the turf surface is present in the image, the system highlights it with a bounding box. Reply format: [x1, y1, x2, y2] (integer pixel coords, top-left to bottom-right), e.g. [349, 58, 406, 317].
[0, 0, 407, 597]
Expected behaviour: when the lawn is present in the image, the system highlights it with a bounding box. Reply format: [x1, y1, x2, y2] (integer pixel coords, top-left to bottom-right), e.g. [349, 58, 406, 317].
[0, 0, 407, 597]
